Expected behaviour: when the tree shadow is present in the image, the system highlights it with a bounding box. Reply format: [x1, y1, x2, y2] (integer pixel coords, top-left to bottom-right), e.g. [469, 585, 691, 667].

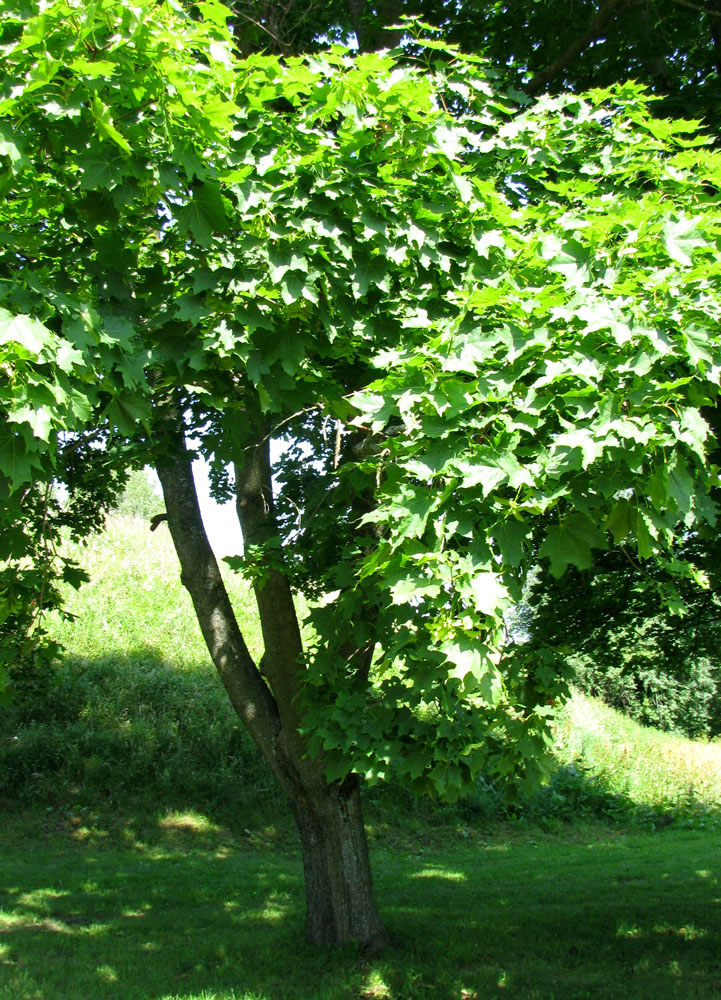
[0, 647, 289, 834]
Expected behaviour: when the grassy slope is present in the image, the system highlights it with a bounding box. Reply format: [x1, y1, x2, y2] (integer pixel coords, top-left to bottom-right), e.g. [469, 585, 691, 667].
[557, 691, 721, 814]
[36, 513, 721, 823]
[2, 514, 721, 999]
[48, 514, 265, 667]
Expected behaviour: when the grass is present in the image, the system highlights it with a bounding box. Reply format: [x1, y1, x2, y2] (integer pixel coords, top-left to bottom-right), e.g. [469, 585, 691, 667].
[556, 692, 721, 816]
[2, 512, 721, 998]
[1, 821, 720, 999]
[47, 514, 265, 667]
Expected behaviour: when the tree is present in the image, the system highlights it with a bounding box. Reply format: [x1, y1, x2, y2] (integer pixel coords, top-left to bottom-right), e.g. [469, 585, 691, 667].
[114, 468, 163, 521]
[224, 0, 721, 127]
[526, 536, 721, 738]
[2, 0, 720, 948]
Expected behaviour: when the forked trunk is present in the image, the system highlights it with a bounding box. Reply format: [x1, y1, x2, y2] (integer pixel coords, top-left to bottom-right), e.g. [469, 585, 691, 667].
[155, 429, 387, 951]
[289, 775, 388, 950]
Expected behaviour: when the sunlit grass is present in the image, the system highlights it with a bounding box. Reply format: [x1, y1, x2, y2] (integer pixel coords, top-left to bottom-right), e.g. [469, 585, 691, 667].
[51, 514, 265, 667]
[158, 811, 223, 835]
[557, 691, 721, 814]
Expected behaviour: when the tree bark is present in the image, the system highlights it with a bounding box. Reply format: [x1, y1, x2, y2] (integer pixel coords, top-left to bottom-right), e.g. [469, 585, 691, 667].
[344, 0, 404, 51]
[291, 774, 388, 950]
[155, 419, 387, 950]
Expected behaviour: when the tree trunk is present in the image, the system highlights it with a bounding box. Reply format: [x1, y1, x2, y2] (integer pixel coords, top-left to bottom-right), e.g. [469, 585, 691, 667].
[344, 0, 404, 52]
[154, 418, 387, 950]
[290, 775, 388, 950]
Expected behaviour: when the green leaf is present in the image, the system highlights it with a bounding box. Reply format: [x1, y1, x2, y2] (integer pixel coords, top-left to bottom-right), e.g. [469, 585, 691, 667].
[635, 512, 654, 559]
[667, 455, 694, 514]
[538, 513, 607, 576]
[604, 500, 636, 544]
[90, 96, 131, 155]
[662, 216, 705, 266]
[492, 520, 529, 567]
[0, 125, 28, 172]
[466, 571, 506, 616]
[352, 260, 390, 297]
[387, 486, 438, 541]
[0, 310, 53, 356]
[8, 404, 54, 441]
[176, 183, 230, 247]
[682, 326, 715, 371]
[0, 431, 40, 489]
[280, 271, 305, 305]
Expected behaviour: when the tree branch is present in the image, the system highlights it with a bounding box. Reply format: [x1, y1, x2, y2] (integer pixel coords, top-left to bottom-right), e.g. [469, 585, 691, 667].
[154, 416, 284, 771]
[526, 0, 640, 96]
[668, 0, 721, 15]
[235, 436, 306, 730]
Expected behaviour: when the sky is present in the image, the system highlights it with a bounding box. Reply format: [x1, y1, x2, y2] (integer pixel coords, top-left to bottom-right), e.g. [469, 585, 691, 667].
[147, 461, 244, 556]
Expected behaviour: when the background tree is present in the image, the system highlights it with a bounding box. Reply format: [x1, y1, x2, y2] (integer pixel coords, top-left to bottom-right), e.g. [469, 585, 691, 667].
[526, 538, 721, 738]
[2, 0, 720, 949]
[224, 0, 721, 126]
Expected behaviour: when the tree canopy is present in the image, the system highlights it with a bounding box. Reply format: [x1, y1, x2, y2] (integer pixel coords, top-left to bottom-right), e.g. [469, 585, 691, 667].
[225, 0, 721, 126]
[1, 0, 720, 946]
[2, 0, 719, 782]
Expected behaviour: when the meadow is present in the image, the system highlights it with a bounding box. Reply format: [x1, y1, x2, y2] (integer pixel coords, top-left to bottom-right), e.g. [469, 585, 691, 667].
[1, 515, 720, 999]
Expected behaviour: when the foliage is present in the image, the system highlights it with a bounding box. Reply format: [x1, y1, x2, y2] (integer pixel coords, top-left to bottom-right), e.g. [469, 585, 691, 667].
[414, 0, 721, 123]
[113, 468, 163, 520]
[527, 536, 721, 738]
[1, 0, 720, 807]
[0, 441, 127, 704]
[225, 0, 721, 132]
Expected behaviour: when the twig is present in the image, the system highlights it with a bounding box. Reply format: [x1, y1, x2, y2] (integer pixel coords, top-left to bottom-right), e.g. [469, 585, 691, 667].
[243, 405, 320, 451]
[333, 420, 342, 470]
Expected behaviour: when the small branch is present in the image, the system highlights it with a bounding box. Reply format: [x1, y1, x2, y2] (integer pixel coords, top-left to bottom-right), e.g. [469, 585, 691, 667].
[526, 0, 639, 96]
[234, 10, 284, 46]
[59, 428, 105, 457]
[333, 420, 342, 471]
[668, 0, 721, 15]
[243, 405, 320, 451]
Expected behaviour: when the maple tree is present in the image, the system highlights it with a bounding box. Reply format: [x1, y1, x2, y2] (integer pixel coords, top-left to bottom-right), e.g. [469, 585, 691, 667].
[1, 0, 720, 946]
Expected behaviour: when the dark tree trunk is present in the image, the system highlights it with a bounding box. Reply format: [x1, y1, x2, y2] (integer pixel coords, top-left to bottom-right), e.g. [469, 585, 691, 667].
[154, 419, 387, 950]
[344, 0, 404, 52]
[291, 774, 387, 950]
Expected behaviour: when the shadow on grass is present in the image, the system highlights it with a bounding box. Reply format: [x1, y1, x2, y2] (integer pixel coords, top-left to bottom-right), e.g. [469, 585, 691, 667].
[1, 824, 720, 1000]
[5, 650, 713, 840]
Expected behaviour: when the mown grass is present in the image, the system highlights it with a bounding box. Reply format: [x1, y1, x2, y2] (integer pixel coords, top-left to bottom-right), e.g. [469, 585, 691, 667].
[2, 512, 721, 998]
[1, 823, 719, 1000]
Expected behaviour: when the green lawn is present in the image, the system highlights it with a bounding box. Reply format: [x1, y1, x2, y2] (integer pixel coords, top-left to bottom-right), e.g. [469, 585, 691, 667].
[3, 514, 721, 999]
[1, 820, 720, 1000]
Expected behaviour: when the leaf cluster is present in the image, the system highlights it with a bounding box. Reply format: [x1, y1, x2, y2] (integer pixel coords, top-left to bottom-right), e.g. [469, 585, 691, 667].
[1, 2, 720, 796]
